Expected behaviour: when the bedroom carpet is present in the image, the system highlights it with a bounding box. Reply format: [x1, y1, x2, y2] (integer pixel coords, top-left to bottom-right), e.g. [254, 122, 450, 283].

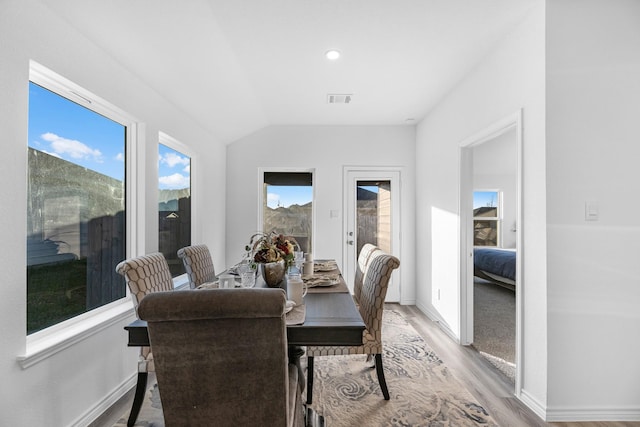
[473, 278, 516, 382]
[114, 309, 499, 426]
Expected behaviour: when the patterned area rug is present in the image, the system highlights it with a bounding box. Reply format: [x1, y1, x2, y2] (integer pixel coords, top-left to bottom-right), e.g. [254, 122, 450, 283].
[115, 310, 497, 426]
[307, 310, 497, 426]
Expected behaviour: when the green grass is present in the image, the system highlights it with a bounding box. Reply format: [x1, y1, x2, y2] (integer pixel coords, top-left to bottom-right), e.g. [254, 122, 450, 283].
[27, 259, 89, 334]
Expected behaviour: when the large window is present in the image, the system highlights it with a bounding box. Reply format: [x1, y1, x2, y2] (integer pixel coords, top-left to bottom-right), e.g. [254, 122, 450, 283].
[473, 190, 501, 246]
[27, 71, 130, 334]
[158, 137, 191, 278]
[262, 172, 313, 253]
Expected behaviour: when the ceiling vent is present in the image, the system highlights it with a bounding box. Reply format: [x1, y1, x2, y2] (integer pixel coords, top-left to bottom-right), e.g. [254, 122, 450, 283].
[327, 94, 353, 104]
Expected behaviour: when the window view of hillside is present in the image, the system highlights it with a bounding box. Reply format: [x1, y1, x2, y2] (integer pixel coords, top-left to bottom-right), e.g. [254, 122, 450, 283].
[356, 181, 391, 255]
[473, 191, 500, 246]
[263, 172, 312, 253]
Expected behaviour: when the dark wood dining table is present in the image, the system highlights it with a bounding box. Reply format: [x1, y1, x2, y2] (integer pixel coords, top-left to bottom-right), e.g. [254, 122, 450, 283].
[124, 287, 365, 347]
[124, 262, 365, 389]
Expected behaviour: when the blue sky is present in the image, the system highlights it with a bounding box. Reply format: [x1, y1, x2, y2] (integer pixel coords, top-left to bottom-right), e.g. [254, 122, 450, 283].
[473, 190, 498, 209]
[28, 82, 190, 190]
[158, 144, 190, 190]
[266, 186, 312, 208]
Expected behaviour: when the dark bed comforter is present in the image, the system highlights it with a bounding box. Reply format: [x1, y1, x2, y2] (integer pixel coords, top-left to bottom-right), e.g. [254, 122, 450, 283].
[473, 248, 516, 281]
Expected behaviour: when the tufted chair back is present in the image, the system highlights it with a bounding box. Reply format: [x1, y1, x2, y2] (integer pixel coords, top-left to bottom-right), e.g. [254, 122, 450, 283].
[306, 249, 400, 404]
[353, 243, 382, 306]
[115, 252, 174, 426]
[177, 244, 216, 289]
[137, 288, 305, 427]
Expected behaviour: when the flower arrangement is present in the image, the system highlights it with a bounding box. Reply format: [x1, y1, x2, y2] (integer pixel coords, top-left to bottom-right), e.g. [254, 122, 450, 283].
[245, 231, 298, 267]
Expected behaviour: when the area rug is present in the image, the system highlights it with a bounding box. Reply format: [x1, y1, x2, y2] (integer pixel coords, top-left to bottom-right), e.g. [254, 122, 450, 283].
[114, 309, 497, 426]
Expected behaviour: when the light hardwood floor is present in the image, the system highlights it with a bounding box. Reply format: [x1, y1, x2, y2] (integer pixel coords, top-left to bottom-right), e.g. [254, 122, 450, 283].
[92, 304, 639, 427]
[394, 303, 640, 427]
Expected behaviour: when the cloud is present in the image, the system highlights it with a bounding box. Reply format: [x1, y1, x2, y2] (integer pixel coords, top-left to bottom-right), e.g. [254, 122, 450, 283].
[159, 173, 190, 189]
[160, 152, 189, 168]
[41, 132, 102, 161]
[115, 153, 124, 161]
[267, 192, 280, 207]
[183, 164, 190, 174]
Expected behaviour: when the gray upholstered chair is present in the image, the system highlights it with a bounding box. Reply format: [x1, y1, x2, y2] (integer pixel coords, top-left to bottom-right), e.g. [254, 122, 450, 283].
[115, 252, 174, 427]
[137, 288, 306, 427]
[306, 250, 400, 404]
[177, 244, 216, 289]
[353, 243, 382, 306]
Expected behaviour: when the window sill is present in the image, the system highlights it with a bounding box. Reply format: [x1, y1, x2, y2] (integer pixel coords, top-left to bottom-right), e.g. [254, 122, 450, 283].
[17, 299, 135, 369]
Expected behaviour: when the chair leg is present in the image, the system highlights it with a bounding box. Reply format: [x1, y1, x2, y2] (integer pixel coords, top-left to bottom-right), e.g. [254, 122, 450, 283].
[306, 356, 314, 404]
[127, 372, 148, 427]
[374, 353, 390, 400]
[305, 405, 325, 427]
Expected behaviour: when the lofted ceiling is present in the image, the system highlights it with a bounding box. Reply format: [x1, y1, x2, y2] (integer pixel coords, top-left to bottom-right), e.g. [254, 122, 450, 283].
[40, 0, 537, 143]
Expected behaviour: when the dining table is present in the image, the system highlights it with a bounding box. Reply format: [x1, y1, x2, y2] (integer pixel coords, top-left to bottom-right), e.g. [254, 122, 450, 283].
[124, 259, 365, 388]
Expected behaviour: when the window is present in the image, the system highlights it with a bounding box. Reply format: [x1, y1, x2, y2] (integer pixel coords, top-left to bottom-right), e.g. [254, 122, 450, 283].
[27, 66, 133, 335]
[262, 171, 313, 253]
[356, 180, 392, 255]
[473, 190, 501, 246]
[158, 136, 191, 278]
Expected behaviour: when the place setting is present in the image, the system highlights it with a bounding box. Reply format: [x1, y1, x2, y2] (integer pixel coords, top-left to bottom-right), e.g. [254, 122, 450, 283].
[313, 260, 338, 272]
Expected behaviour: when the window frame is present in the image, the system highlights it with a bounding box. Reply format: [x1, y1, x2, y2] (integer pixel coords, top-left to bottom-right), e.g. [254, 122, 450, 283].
[19, 61, 142, 368]
[472, 189, 502, 247]
[158, 132, 195, 289]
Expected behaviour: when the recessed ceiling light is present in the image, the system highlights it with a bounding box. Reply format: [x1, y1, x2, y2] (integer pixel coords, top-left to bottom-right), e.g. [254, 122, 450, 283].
[325, 50, 341, 60]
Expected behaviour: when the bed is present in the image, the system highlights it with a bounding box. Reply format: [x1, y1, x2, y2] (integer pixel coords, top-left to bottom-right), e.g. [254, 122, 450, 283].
[473, 247, 516, 291]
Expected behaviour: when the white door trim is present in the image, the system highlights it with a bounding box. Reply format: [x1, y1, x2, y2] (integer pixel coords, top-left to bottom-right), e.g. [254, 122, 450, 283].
[343, 166, 402, 302]
[458, 109, 524, 396]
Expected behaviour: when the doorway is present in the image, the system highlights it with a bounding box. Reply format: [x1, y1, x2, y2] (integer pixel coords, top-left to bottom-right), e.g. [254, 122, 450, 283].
[459, 111, 523, 394]
[343, 168, 401, 302]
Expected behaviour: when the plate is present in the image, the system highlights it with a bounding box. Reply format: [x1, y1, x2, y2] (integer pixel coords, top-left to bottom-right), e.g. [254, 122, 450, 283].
[314, 263, 337, 272]
[285, 300, 296, 314]
[197, 281, 219, 289]
[303, 276, 339, 287]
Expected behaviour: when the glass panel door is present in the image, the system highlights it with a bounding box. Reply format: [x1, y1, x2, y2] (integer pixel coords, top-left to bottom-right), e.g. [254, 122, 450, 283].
[345, 169, 400, 302]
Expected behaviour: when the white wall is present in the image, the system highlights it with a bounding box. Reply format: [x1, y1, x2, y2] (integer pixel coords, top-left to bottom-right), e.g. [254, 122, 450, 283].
[415, 2, 548, 415]
[545, 0, 640, 420]
[473, 128, 518, 249]
[226, 125, 416, 304]
[0, 1, 225, 425]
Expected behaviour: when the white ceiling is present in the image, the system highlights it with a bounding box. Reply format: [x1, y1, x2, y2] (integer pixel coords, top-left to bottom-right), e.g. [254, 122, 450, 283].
[41, 0, 537, 143]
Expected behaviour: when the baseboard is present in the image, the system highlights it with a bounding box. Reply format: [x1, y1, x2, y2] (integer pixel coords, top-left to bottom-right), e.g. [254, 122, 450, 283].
[68, 372, 137, 427]
[545, 405, 640, 422]
[415, 301, 460, 344]
[518, 389, 547, 421]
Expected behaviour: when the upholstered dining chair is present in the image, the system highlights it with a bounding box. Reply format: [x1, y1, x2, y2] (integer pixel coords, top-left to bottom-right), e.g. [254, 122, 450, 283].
[177, 244, 216, 289]
[137, 288, 306, 427]
[353, 243, 382, 306]
[306, 250, 400, 404]
[115, 252, 174, 427]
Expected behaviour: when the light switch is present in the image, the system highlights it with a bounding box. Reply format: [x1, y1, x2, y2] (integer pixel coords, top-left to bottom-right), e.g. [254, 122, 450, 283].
[585, 201, 598, 221]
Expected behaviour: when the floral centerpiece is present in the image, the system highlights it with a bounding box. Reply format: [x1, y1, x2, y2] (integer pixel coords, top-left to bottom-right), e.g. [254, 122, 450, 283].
[245, 231, 298, 287]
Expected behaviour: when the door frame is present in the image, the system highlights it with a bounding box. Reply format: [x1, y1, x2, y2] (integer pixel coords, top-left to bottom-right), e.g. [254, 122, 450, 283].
[458, 110, 523, 396]
[343, 166, 401, 302]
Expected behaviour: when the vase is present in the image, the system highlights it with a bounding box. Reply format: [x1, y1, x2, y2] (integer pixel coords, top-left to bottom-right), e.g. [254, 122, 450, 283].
[260, 259, 286, 287]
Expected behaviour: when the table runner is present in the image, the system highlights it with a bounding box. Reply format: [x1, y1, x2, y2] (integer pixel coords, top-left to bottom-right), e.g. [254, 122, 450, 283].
[305, 273, 349, 293]
[305, 259, 349, 293]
